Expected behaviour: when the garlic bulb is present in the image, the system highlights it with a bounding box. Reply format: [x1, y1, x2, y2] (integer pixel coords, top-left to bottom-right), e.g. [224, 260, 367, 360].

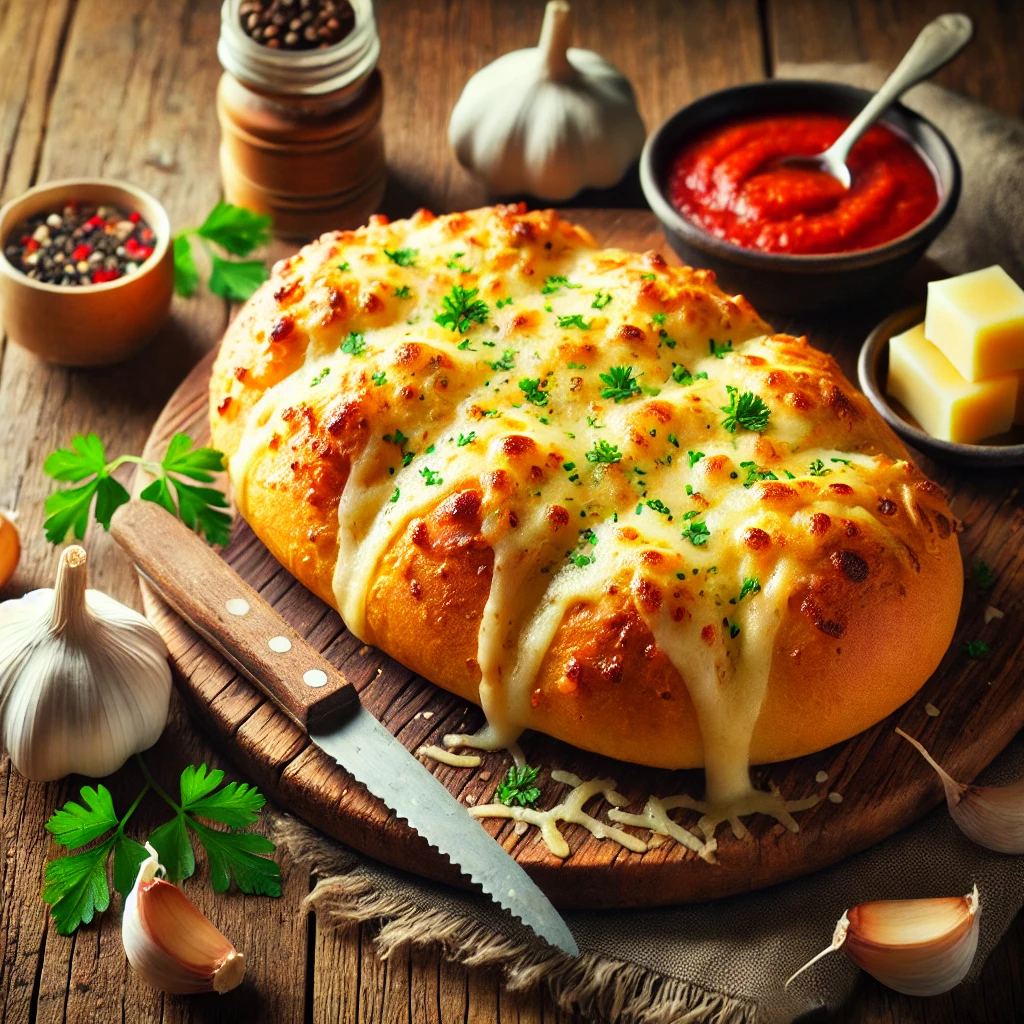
[0, 545, 171, 781]
[448, 1, 646, 200]
[787, 887, 980, 996]
[0, 511, 19, 589]
[124, 844, 245, 994]
[897, 727, 1024, 853]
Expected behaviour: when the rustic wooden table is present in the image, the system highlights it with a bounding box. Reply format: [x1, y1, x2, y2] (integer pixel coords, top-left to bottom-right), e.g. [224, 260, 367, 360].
[2, 1, 1023, 1021]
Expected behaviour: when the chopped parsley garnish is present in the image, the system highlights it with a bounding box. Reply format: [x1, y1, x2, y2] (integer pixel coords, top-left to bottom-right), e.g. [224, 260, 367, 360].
[457, 432, 476, 446]
[518, 377, 549, 406]
[725, 619, 741, 639]
[646, 499, 671, 516]
[568, 527, 598, 567]
[668, 433, 679, 448]
[487, 349, 516, 371]
[709, 338, 733, 358]
[567, 361, 587, 369]
[738, 576, 761, 600]
[671, 363, 707, 386]
[688, 450, 704, 469]
[384, 428, 408, 447]
[336, 261, 350, 272]
[591, 290, 612, 309]
[542, 275, 581, 294]
[682, 519, 710, 546]
[496, 296, 514, 308]
[974, 560, 996, 590]
[640, 272, 656, 280]
[808, 458, 831, 476]
[402, 452, 415, 467]
[652, 313, 667, 325]
[383, 247, 418, 267]
[310, 367, 330, 386]
[599, 365, 641, 402]
[965, 639, 991, 659]
[457, 338, 475, 351]
[446, 251, 470, 272]
[341, 332, 366, 356]
[739, 461, 778, 487]
[389, 486, 400, 503]
[434, 285, 490, 333]
[557, 314, 592, 330]
[721, 386, 771, 433]
[371, 371, 387, 386]
[420, 467, 443, 486]
[425, 444, 436, 454]
[496, 765, 542, 808]
[585, 439, 621, 464]
[831, 457, 853, 466]
[393, 285, 411, 299]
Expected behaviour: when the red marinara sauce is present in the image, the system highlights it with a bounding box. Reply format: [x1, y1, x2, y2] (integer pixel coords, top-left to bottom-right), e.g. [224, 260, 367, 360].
[667, 113, 939, 255]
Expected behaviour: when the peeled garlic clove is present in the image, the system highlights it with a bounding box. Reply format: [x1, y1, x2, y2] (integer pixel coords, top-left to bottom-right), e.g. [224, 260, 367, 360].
[897, 727, 1024, 853]
[0, 545, 171, 781]
[123, 844, 245, 994]
[787, 886, 980, 997]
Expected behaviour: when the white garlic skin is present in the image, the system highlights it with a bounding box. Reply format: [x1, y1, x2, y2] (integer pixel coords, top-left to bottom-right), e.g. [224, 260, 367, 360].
[124, 845, 245, 995]
[448, 1, 646, 200]
[0, 546, 171, 781]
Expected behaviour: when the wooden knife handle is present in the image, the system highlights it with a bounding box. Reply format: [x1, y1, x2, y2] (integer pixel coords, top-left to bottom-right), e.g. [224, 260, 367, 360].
[110, 499, 360, 733]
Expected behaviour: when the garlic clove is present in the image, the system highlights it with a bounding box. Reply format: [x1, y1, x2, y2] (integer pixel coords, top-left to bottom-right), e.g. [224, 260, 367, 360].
[897, 727, 1024, 853]
[787, 886, 980, 996]
[123, 844, 245, 994]
[0, 545, 171, 781]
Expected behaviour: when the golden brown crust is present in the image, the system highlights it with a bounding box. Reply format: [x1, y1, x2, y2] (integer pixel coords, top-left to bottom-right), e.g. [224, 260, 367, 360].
[211, 205, 962, 770]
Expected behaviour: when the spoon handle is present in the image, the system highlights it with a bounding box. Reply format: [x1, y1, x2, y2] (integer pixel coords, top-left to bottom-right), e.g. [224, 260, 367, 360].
[831, 14, 974, 166]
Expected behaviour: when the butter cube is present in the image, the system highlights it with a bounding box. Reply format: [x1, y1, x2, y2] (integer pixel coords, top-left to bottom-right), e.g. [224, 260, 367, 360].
[887, 322, 1017, 444]
[925, 266, 1024, 381]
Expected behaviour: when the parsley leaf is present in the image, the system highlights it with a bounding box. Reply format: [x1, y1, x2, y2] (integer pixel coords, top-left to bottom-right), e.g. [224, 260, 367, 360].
[495, 765, 542, 808]
[721, 386, 771, 433]
[739, 461, 778, 487]
[389, 486, 400, 502]
[682, 519, 710, 546]
[208, 256, 268, 302]
[393, 285, 411, 299]
[738, 576, 761, 600]
[586, 439, 622, 464]
[965, 639, 991, 659]
[172, 235, 199, 297]
[974, 560, 996, 590]
[372, 370, 387, 386]
[709, 338, 733, 358]
[446, 251, 470, 273]
[434, 285, 489, 334]
[557, 314, 592, 329]
[196, 201, 272, 256]
[44, 433, 230, 545]
[420, 467, 443, 486]
[457, 432, 476, 446]
[542, 274, 580, 294]
[496, 296, 514, 308]
[519, 378, 549, 406]
[487, 348, 516, 371]
[646, 498, 671, 516]
[599, 365, 642, 402]
[311, 367, 330, 386]
[591, 290, 612, 309]
[384, 247, 418, 267]
[725, 619, 741, 639]
[688, 450, 704, 468]
[671, 363, 707, 386]
[808, 458, 832, 477]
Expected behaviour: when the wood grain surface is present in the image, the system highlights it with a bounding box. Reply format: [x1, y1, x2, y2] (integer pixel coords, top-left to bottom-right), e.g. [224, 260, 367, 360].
[135, 206, 1024, 910]
[1, 0, 1023, 1021]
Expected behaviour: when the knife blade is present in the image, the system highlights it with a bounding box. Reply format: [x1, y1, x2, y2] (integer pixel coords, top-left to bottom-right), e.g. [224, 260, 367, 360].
[110, 500, 577, 957]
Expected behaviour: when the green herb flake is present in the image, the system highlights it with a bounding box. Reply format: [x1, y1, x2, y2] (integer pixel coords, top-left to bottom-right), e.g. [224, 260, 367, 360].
[383, 247, 418, 267]
[591, 290, 613, 309]
[495, 765, 542, 808]
[372, 370, 387, 386]
[557, 314, 593, 330]
[542, 275, 581, 294]
[389, 487, 400, 503]
[682, 519, 711, 546]
[434, 284, 490, 334]
[446, 251, 470, 273]
[518, 378, 549, 407]
[599, 365, 642, 403]
[336, 261, 351, 272]
[457, 432, 476, 447]
[310, 367, 330, 386]
[487, 349, 516, 371]
[974, 560, 997, 590]
[965, 639, 991, 659]
[721, 386, 771, 433]
[709, 338, 733, 359]
[738, 576, 761, 601]
[586, 439, 622, 464]
[688, 450, 704, 469]
[496, 296, 514, 308]
[646, 498, 671, 516]
[420, 467, 443, 486]
[808, 459, 832, 477]
[341, 331, 366, 356]
[393, 285, 411, 299]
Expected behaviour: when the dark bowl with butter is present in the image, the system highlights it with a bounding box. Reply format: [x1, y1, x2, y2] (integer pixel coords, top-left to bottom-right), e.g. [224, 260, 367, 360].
[640, 80, 961, 313]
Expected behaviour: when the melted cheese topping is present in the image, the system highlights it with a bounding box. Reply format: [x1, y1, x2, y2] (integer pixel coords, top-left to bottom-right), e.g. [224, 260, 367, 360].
[221, 206, 924, 831]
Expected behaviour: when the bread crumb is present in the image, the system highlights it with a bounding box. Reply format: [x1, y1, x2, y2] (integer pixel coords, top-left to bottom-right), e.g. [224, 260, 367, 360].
[828, 792, 843, 804]
[925, 703, 940, 717]
[422, 711, 434, 719]
[464, 794, 476, 805]
[479, 771, 491, 781]
[513, 820, 529, 835]
[984, 605, 1004, 624]
[815, 770, 829, 784]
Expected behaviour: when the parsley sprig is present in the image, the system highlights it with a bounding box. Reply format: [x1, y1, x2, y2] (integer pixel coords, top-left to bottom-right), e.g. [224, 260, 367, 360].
[586, 439, 622, 464]
[384, 247, 418, 267]
[600, 365, 642, 403]
[519, 378, 549, 406]
[43, 758, 279, 935]
[435, 285, 489, 334]
[173, 201, 271, 301]
[495, 765, 542, 808]
[721, 386, 771, 433]
[43, 433, 230, 545]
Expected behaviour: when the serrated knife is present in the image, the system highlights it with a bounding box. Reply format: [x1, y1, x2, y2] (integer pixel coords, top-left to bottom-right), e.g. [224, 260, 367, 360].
[110, 499, 577, 957]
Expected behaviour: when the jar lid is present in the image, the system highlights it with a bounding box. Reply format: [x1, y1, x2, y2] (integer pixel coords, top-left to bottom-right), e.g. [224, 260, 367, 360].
[219, 0, 380, 97]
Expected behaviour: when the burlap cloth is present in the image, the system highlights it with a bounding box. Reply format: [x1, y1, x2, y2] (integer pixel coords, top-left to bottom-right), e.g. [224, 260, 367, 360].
[272, 65, 1024, 1024]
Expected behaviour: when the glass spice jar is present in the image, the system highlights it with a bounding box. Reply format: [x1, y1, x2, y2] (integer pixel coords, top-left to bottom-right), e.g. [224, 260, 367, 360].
[216, 0, 385, 239]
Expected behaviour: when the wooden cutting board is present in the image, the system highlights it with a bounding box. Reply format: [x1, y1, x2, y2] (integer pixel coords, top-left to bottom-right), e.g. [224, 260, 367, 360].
[136, 209, 1024, 909]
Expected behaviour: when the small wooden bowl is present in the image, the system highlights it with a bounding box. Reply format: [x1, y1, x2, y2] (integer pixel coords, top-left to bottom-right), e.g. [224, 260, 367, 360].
[858, 304, 1024, 468]
[0, 179, 174, 366]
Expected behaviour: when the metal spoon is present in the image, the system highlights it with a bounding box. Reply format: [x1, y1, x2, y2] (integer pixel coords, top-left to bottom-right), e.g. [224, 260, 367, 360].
[784, 13, 973, 188]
